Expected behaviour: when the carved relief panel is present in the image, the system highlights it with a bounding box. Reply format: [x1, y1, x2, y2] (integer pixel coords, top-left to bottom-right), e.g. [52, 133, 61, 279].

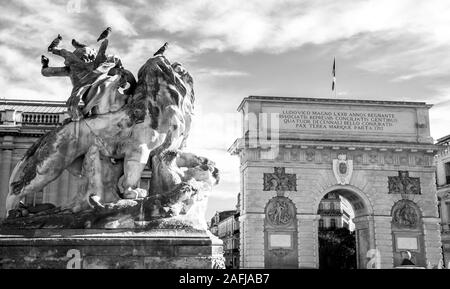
[332, 153, 353, 185]
[264, 196, 298, 268]
[391, 200, 421, 229]
[390, 200, 425, 267]
[388, 171, 421, 195]
[265, 196, 296, 227]
[263, 167, 297, 191]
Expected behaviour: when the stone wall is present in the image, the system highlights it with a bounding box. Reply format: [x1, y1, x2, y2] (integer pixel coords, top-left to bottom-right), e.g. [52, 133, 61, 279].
[239, 213, 265, 268]
[0, 230, 224, 269]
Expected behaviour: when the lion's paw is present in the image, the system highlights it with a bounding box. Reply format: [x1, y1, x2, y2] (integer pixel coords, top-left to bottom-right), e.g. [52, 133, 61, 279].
[123, 187, 148, 199]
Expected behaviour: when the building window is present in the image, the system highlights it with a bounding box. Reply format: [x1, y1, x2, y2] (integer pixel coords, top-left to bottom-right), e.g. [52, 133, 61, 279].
[330, 202, 335, 210]
[319, 219, 324, 229]
[319, 203, 324, 211]
[445, 162, 450, 184]
[330, 218, 336, 228]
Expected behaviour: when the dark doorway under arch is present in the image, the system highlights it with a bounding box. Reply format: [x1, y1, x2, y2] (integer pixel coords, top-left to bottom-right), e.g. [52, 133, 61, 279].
[317, 190, 358, 269]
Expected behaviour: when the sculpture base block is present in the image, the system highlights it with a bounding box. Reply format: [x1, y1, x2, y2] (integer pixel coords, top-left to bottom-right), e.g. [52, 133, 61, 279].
[0, 229, 224, 269]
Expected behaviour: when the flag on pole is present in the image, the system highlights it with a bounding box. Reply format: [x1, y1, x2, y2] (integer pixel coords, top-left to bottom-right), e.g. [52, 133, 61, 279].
[332, 58, 336, 91]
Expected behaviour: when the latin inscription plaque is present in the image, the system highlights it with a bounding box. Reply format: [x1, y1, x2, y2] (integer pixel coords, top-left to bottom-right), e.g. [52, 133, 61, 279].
[269, 234, 292, 248]
[397, 237, 418, 250]
[263, 106, 417, 134]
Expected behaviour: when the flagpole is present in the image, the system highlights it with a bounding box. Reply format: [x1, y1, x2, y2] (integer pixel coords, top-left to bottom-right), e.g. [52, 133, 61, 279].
[332, 57, 336, 97]
[331, 57, 337, 98]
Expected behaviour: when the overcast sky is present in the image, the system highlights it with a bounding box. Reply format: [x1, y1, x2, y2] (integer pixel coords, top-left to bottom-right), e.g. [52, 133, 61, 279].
[1, 0, 450, 219]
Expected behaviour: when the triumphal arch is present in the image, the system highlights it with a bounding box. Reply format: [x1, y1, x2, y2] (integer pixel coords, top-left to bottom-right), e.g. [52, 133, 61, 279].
[229, 96, 442, 269]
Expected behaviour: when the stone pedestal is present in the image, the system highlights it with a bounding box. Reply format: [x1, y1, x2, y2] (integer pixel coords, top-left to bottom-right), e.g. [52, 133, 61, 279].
[0, 229, 224, 269]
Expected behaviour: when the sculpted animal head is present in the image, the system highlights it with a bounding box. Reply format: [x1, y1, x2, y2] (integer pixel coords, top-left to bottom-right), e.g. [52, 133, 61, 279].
[128, 56, 195, 146]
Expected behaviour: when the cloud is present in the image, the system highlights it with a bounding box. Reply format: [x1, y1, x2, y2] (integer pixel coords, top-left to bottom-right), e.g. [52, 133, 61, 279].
[0, 1, 95, 50]
[187, 103, 241, 149]
[194, 68, 249, 78]
[354, 40, 450, 82]
[131, 0, 450, 83]
[0, 45, 70, 101]
[96, 1, 138, 37]
[142, 0, 450, 52]
[190, 147, 240, 204]
[430, 104, 450, 140]
[114, 38, 194, 76]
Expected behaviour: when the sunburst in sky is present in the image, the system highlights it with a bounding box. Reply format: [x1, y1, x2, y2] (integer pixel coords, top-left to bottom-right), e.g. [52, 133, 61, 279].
[1, 0, 450, 218]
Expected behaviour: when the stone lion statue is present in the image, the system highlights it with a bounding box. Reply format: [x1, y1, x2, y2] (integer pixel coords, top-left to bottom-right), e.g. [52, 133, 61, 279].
[3, 35, 218, 230]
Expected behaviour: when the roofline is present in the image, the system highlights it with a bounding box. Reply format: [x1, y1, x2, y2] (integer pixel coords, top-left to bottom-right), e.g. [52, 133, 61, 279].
[0, 99, 66, 106]
[436, 134, 450, 145]
[214, 210, 236, 214]
[216, 213, 239, 226]
[237, 95, 433, 112]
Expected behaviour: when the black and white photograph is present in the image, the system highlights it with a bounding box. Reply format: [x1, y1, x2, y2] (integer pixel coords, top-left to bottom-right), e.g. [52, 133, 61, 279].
[0, 0, 450, 281]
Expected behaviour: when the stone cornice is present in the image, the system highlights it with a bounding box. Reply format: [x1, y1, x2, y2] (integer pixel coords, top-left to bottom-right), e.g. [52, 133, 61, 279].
[237, 95, 432, 112]
[0, 99, 66, 106]
[229, 137, 438, 155]
[239, 162, 436, 173]
[0, 126, 56, 137]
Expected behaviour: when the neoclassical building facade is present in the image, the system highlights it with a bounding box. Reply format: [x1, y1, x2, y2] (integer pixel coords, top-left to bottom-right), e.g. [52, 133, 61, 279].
[0, 99, 70, 218]
[318, 192, 354, 231]
[0, 99, 152, 218]
[229, 96, 442, 269]
[434, 134, 450, 265]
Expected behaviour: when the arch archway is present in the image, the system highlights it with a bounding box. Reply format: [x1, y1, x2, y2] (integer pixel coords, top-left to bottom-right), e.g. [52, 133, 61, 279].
[316, 185, 375, 269]
[315, 184, 374, 218]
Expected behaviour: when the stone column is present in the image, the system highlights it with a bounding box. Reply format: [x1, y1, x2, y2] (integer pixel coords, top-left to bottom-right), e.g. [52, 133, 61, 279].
[353, 215, 376, 268]
[10, 149, 22, 173]
[298, 214, 320, 268]
[0, 149, 13, 218]
[373, 215, 394, 268]
[240, 213, 265, 268]
[422, 217, 443, 267]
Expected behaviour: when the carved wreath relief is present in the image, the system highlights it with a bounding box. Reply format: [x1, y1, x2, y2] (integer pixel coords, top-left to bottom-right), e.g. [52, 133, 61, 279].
[270, 248, 291, 258]
[332, 153, 353, 185]
[263, 167, 297, 191]
[388, 171, 421, 195]
[266, 197, 295, 226]
[392, 200, 420, 229]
